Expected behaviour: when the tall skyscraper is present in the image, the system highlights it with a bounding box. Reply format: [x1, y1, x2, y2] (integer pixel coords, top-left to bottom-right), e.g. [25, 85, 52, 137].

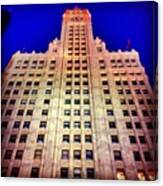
[1, 8, 157, 180]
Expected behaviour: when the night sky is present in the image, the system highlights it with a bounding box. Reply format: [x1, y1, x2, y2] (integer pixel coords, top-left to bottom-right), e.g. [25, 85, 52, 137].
[1, 1, 158, 87]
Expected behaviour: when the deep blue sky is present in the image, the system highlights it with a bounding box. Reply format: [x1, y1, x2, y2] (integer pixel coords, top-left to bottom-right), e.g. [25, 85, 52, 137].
[1, 1, 158, 87]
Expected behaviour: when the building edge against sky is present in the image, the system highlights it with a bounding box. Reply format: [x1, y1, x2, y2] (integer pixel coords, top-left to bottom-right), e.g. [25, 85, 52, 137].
[1, 8, 157, 180]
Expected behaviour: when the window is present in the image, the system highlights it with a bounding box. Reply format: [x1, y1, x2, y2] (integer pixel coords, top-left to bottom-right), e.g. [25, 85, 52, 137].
[61, 168, 69, 178]
[9, 99, 16, 105]
[21, 99, 27, 105]
[1, 167, 8, 177]
[4, 150, 13, 159]
[1, 99, 7, 105]
[74, 150, 81, 160]
[125, 89, 131, 94]
[74, 110, 80, 116]
[15, 150, 24, 159]
[135, 89, 141, 94]
[47, 81, 53, 86]
[23, 121, 30, 129]
[63, 121, 70, 129]
[83, 89, 89, 94]
[86, 150, 93, 160]
[117, 89, 123, 94]
[44, 99, 50, 104]
[24, 90, 30, 95]
[111, 135, 119, 143]
[13, 121, 20, 129]
[9, 135, 17, 143]
[87, 168, 95, 178]
[133, 151, 141, 161]
[26, 81, 32, 86]
[120, 99, 126, 105]
[126, 122, 132, 129]
[37, 135, 44, 143]
[26, 110, 33, 116]
[39, 121, 47, 128]
[128, 99, 134, 104]
[74, 135, 81, 143]
[73, 168, 81, 178]
[139, 136, 146, 144]
[2, 121, 8, 129]
[10, 167, 19, 177]
[8, 81, 14, 86]
[102, 81, 108, 86]
[29, 99, 35, 105]
[5, 89, 11, 95]
[5, 109, 12, 116]
[109, 121, 116, 128]
[129, 136, 136, 144]
[74, 89, 80, 94]
[62, 150, 69, 160]
[31, 90, 38, 95]
[34, 149, 42, 159]
[142, 110, 149, 116]
[65, 89, 71, 94]
[83, 99, 90, 104]
[74, 99, 80, 105]
[17, 109, 24, 116]
[103, 89, 110, 94]
[85, 135, 92, 143]
[45, 89, 52, 94]
[84, 121, 91, 129]
[42, 110, 48, 116]
[19, 134, 27, 143]
[84, 109, 90, 116]
[105, 99, 112, 104]
[30, 167, 39, 178]
[63, 135, 69, 143]
[135, 122, 141, 129]
[114, 150, 122, 160]
[107, 110, 114, 116]
[65, 99, 71, 104]
[64, 110, 71, 116]
[131, 110, 138, 116]
[123, 110, 129, 116]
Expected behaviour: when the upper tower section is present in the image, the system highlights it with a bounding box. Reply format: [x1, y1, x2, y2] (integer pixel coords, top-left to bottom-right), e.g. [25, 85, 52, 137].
[60, 8, 94, 48]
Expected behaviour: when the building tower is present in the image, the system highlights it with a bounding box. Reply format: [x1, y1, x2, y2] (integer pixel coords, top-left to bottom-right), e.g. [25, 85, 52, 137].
[1, 8, 157, 180]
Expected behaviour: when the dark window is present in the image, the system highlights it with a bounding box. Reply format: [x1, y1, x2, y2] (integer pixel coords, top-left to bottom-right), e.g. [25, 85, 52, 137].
[61, 168, 69, 178]
[85, 135, 92, 143]
[20, 99, 27, 105]
[5, 109, 12, 116]
[19, 135, 27, 143]
[74, 150, 81, 160]
[63, 135, 69, 143]
[83, 89, 89, 94]
[42, 110, 48, 116]
[143, 151, 152, 161]
[45, 89, 52, 94]
[123, 110, 129, 116]
[31, 90, 38, 95]
[114, 150, 122, 161]
[9, 135, 17, 143]
[87, 168, 95, 178]
[74, 89, 80, 94]
[109, 121, 116, 128]
[107, 110, 114, 116]
[30, 167, 39, 178]
[13, 121, 20, 129]
[111, 135, 119, 143]
[84, 121, 91, 129]
[37, 135, 44, 143]
[4, 150, 13, 159]
[17, 109, 24, 116]
[10, 167, 19, 177]
[126, 122, 132, 129]
[2, 121, 8, 129]
[133, 151, 141, 161]
[2, 99, 7, 105]
[74, 99, 80, 105]
[84, 109, 90, 116]
[86, 150, 93, 160]
[131, 110, 138, 116]
[23, 121, 30, 129]
[44, 99, 50, 104]
[120, 99, 126, 105]
[103, 89, 110, 94]
[139, 136, 146, 144]
[74, 135, 81, 143]
[105, 99, 112, 104]
[39, 121, 47, 128]
[142, 110, 149, 116]
[15, 150, 24, 159]
[135, 122, 141, 129]
[128, 99, 134, 104]
[47, 81, 53, 86]
[64, 110, 71, 116]
[26, 110, 33, 116]
[9, 99, 16, 105]
[63, 121, 70, 129]
[129, 136, 136, 144]
[65, 89, 71, 94]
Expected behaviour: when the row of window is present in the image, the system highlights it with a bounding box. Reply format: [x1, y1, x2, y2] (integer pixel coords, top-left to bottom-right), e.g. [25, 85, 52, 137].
[7, 81, 54, 87]
[115, 80, 145, 86]
[11, 73, 55, 77]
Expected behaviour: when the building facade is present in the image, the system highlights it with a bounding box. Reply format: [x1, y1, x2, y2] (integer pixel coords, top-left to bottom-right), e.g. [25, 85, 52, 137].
[1, 8, 157, 180]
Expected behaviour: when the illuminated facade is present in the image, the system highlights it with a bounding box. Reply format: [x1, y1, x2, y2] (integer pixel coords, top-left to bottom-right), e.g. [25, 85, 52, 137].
[1, 8, 157, 180]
